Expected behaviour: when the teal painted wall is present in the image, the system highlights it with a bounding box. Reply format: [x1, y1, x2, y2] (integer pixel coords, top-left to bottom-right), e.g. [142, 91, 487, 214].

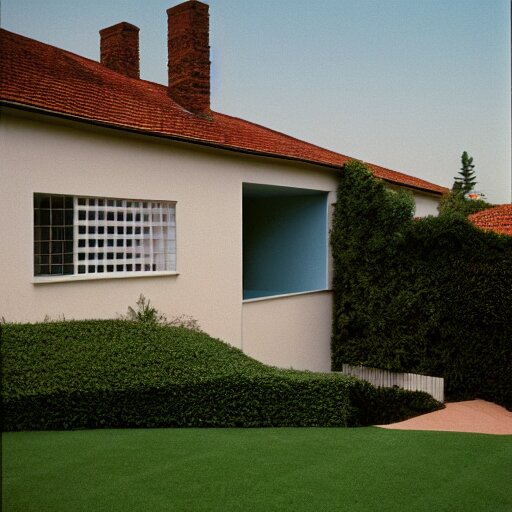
[243, 186, 328, 299]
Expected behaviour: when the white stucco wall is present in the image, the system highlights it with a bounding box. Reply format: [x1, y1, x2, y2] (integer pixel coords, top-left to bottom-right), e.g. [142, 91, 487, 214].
[0, 108, 339, 370]
[0, 108, 442, 372]
[411, 190, 442, 217]
[387, 184, 441, 217]
[242, 291, 333, 372]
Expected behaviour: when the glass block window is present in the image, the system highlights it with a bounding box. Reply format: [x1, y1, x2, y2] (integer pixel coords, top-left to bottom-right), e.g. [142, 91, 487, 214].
[34, 194, 176, 277]
[34, 194, 74, 276]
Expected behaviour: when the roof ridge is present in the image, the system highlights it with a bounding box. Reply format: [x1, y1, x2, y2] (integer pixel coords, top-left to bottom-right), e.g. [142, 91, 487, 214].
[0, 27, 100, 68]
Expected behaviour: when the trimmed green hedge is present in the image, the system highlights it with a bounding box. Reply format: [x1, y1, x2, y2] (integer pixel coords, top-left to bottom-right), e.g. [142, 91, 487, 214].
[331, 161, 512, 409]
[1, 320, 440, 430]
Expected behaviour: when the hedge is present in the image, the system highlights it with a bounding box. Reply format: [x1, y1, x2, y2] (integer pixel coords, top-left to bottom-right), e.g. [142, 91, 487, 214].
[331, 161, 512, 409]
[1, 320, 440, 430]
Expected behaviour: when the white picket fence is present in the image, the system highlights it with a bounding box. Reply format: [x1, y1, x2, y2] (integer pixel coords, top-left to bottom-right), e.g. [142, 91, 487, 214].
[340, 364, 444, 403]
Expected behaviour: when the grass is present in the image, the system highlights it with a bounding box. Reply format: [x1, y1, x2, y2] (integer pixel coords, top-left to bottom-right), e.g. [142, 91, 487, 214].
[3, 427, 511, 512]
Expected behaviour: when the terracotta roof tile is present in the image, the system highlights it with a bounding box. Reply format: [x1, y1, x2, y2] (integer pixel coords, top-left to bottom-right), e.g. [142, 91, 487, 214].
[468, 204, 512, 236]
[0, 28, 447, 195]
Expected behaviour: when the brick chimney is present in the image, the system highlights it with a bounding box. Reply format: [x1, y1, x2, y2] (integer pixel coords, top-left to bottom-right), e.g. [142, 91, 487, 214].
[100, 22, 140, 79]
[167, 1, 211, 116]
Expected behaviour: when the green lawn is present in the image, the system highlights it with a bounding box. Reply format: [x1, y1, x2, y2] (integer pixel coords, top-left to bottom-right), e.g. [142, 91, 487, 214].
[3, 427, 511, 512]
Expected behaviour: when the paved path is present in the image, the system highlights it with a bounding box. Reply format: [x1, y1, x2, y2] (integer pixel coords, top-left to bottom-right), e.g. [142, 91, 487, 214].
[378, 399, 512, 435]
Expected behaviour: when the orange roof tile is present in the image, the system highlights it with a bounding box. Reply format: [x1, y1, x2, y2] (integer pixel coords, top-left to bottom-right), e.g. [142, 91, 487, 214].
[469, 204, 512, 237]
[0, 29, 447, 195]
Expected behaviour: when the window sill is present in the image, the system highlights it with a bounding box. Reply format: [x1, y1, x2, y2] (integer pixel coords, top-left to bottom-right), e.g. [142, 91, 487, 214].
[33, 271, 179, 284]
[242, 288, 331, 303]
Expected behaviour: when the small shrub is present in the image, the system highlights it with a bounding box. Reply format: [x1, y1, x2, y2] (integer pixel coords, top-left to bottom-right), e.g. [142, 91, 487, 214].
[123, 294, 167, 325]
[121, 295, 201, 331]
[43, 313, 67, 322]
[165, 314, 202, 332]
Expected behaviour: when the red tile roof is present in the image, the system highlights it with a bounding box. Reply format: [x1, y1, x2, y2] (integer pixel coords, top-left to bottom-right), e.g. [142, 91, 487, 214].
[0, 29, 447, 195]
[468, 204, 512, 237]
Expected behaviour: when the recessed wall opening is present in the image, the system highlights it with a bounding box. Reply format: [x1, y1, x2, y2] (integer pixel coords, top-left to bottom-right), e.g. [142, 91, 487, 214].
[243, 183, 328, 300]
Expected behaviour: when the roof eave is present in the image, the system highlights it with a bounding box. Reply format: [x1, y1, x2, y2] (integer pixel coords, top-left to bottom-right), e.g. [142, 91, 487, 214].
[1, 99, 345, 167]
[1, 100, 445, 196]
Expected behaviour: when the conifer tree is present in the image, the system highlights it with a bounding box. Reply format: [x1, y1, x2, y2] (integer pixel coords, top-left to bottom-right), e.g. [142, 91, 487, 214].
[452, 151, 477, 195]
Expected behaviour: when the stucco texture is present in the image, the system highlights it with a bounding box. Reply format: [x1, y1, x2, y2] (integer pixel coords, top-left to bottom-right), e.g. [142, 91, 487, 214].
[0, 108, 440, 371]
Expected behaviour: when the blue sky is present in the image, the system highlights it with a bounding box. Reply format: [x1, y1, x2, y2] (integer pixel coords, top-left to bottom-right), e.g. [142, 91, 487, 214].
[2, 0, 511, 203]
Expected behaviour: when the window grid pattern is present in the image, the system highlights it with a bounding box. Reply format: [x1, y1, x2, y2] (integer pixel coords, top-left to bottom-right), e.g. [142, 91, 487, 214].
[74, 197, 176, 275]
[34, 194, 74, 276]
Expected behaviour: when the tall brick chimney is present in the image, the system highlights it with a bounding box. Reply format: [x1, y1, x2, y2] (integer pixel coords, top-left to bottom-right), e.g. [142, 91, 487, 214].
[167, 1, 211, 116]
[100, 22, 140, 79]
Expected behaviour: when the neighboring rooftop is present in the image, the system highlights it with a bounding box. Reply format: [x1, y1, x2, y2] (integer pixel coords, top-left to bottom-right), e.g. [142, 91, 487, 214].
[468, 204, 512, 237]
[0, 3, 447, 195]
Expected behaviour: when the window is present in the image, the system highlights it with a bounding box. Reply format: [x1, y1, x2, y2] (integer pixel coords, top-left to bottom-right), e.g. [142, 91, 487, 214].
[34, 194, 176, 278]
[243, 183, 328, 300]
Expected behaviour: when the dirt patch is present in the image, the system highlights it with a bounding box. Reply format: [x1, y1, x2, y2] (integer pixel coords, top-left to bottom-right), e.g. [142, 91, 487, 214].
[378, 399, 512, 435]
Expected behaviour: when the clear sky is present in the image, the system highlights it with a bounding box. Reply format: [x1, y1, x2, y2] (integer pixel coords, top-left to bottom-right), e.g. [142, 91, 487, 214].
[2, 0, 511, 203]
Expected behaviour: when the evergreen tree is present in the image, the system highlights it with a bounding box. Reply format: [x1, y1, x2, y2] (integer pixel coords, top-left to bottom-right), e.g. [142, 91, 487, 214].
[452, 151, 477, 195]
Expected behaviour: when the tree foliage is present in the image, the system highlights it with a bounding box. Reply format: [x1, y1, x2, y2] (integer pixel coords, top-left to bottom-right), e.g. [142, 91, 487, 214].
[453, 151, 477, 195]
[331, 161, 512, 409]
[438, 191, 491, 217]
[441, 151, 492, 216]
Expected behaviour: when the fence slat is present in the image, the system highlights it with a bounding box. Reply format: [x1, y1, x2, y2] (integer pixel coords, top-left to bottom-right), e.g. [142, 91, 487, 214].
[340, 364, 444, 402]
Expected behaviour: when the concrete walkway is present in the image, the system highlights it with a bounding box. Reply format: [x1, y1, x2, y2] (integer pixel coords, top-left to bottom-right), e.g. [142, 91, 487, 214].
[378, 399, 512, 435]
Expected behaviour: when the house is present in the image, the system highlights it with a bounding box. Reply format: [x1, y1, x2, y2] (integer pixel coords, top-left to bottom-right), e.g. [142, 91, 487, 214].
[468, 204, 512, 236]
[0, 1, 447, 372]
